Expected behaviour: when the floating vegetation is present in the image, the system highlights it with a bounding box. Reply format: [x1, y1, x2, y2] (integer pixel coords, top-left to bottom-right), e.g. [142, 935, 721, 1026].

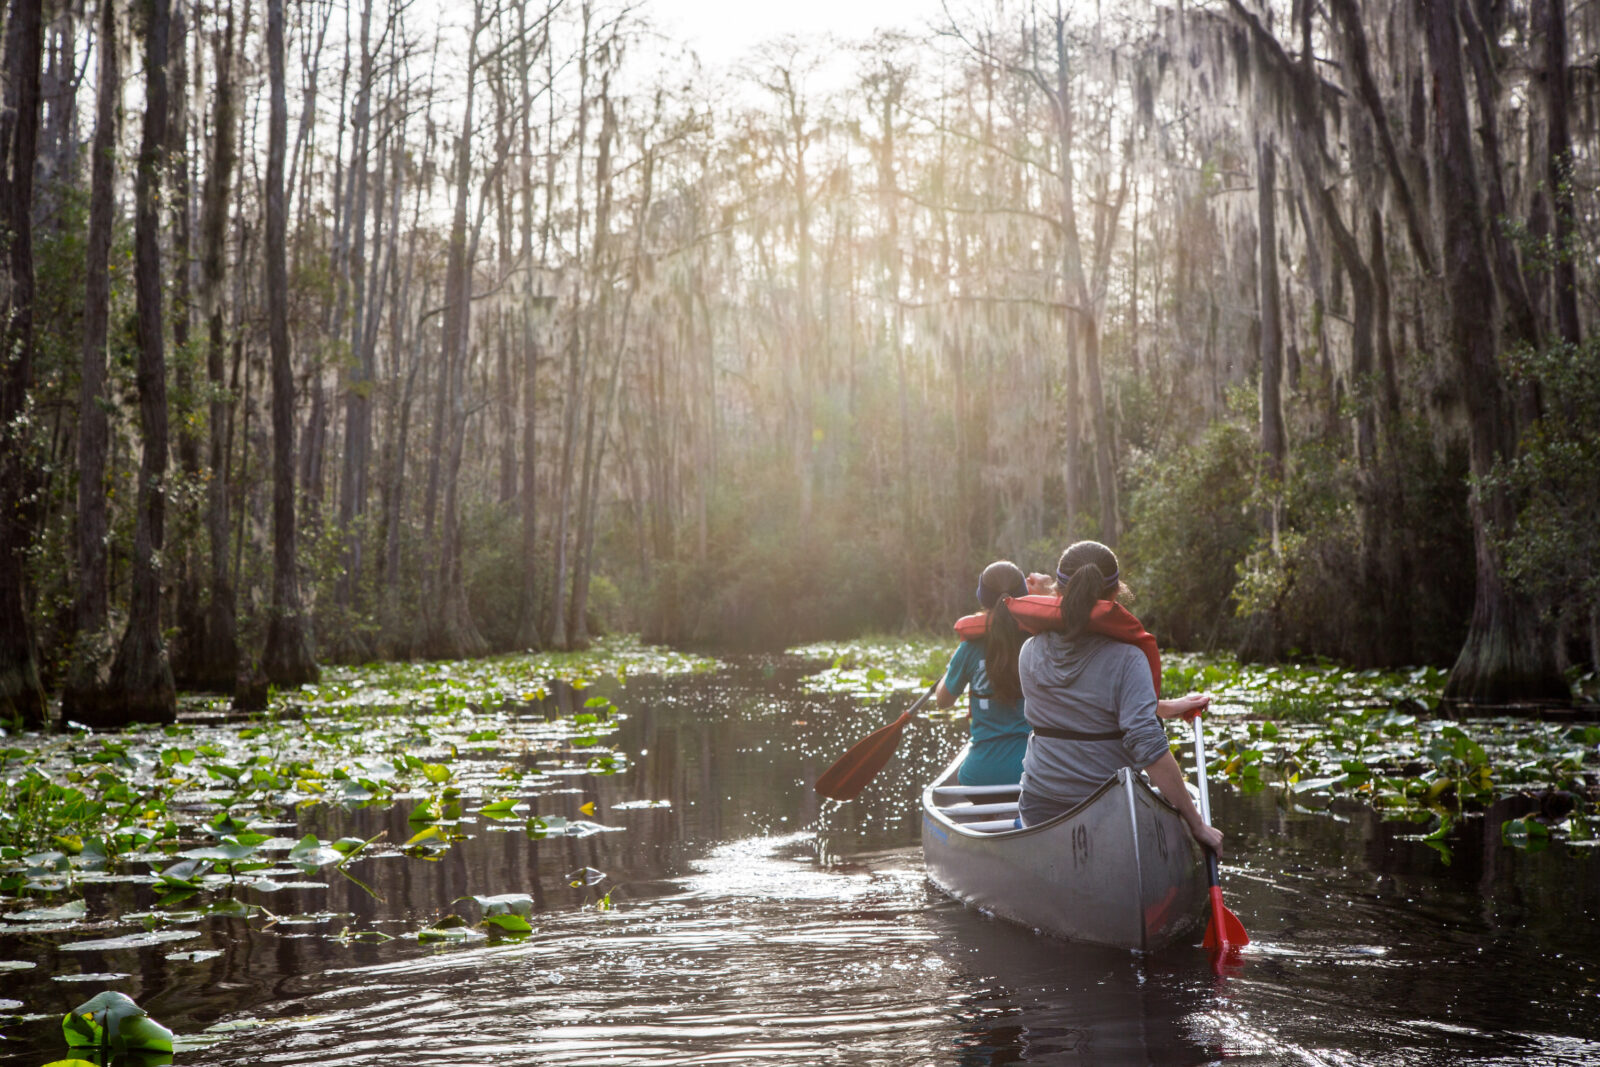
[61, 990, 174, 1061]
[790, 638, 1596, 842]
[0, 636, 714, 998]
[789, 636, 954, 700]
[1160, 651, 1448, 715]
[258, 636, 717, 715]
[1172, 706, 1600, 845]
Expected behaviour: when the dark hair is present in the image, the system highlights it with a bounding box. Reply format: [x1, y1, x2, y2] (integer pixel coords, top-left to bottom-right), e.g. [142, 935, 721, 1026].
[1055, 540, 1121, 638]
[979, 561, 1028, 702]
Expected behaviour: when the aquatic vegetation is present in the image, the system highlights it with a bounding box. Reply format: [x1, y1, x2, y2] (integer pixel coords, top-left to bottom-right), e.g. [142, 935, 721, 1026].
[61, 990, 173, 1060]
[791, 637, 1595, 840]
[790, 636, 954, 700]
[1176, 707, 1600, 842]
[1159, 650, 1448, 713]
[274, 636, 717, 714]
[0, 637, 710, 968]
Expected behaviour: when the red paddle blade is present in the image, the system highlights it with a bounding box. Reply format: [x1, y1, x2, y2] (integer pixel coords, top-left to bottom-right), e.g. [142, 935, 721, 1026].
[814, 712, 913, 801]
[1202, 887, 1249, 972]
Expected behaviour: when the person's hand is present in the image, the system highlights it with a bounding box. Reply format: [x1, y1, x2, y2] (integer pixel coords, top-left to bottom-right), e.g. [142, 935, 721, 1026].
[1158, 693, 1211, 720]
[1191, 821, 1224, 857]
[1025, 572, 1054, 595]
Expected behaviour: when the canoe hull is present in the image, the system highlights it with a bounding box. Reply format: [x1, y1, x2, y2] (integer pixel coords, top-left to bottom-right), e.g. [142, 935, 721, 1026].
[922, 753, 1207, 952]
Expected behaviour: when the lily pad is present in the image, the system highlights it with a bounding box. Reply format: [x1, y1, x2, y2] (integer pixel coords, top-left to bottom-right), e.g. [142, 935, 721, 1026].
[62, 930, 200, 952]
[481, 913, 533, 934]
[287, 834, 344, 870]
[63, 990, 174, 1054]
[4, 899, 86, 922]
[471, 893, 534, 917]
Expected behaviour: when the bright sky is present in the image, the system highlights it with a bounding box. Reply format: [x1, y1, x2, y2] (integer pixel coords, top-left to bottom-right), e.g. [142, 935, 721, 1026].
[645, 0, 949, 69]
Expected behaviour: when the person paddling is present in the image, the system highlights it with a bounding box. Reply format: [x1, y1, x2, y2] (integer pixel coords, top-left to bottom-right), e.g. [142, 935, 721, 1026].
[1015, 540, 1223, 858]
[933, 561, 1035, 785]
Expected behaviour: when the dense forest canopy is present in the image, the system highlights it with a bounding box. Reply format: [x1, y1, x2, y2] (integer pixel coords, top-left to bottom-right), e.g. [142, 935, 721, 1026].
[0, 0, 1595, 728]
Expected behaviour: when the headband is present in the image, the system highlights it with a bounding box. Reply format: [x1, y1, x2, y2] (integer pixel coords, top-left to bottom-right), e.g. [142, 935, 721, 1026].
[977, 569, 1028, 609]
[1056, 566, 1120, 591]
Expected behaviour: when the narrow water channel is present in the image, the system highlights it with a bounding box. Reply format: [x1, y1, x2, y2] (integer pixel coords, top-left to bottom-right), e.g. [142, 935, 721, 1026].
[4, 660, 1599, 1065]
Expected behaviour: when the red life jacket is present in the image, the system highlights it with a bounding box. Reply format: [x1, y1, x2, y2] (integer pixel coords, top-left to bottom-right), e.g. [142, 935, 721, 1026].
[953, 596, 1162, 694]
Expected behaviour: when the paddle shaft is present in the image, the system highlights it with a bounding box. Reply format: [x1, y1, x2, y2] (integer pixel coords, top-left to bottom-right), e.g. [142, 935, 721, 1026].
[813, 679, 941, 801]
[1190, 712, 1249, 963]
[1190, 715, 1220, 885]
[906, 678, 941, 719]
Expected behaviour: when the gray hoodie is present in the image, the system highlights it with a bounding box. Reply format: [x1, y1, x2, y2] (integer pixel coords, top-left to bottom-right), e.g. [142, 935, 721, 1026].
[1017, 631, 1167, 807]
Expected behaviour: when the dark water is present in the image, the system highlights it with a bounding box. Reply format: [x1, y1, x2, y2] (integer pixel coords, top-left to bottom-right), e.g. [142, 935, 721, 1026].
[4, 661, 1600, 1065]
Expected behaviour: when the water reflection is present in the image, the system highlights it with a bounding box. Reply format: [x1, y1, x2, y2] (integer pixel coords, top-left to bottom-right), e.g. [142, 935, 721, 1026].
[3, 662, 1600, 1065]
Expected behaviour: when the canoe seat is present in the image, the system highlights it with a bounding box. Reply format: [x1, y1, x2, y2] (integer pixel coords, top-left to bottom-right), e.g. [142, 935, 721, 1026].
[930, 783, 1021, 799]
[936, 801, 1021, 818]
[954, 818, 1021, 834]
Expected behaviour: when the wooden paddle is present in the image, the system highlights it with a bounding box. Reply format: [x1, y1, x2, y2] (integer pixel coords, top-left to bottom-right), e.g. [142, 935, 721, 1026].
[814, 680, 941, 801]
[1190, 712, 1250, 971]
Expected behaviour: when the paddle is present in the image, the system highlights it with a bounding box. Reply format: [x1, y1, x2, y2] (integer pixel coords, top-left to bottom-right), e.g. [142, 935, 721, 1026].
[814, 680, 941, 801]
[1189, 711, 1249, 971]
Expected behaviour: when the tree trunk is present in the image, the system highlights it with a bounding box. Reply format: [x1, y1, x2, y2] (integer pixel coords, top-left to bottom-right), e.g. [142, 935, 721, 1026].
[1458, 0, 1542, 356]
[170, 0, 206, 686]
[197, 0, 239, 692]
[569, 91, 620, 648]
[1422, 0, 1566, 705]
[548, 2, 593, 651]
[1534, 0, 1581, 346]
[1256, 134, 1286, 484]
[99, 0, 178, 727]
[0, 0, 47, 727]
[61, 0, 119, 713]
[261, 0, 318, 686]
[335, 0, 376, 632]
[424, 0, 487, 659]
[514, 0, 545, 649]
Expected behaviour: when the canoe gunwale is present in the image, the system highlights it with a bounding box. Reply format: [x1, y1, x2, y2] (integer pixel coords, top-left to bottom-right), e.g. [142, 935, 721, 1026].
[921, 746, 1182, 839]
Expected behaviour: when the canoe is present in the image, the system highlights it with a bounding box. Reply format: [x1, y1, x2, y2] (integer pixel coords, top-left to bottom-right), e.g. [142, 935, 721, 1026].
[921, 745, 1208, 952]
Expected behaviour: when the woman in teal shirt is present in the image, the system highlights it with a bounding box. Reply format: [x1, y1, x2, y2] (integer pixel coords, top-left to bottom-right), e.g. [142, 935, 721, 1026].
[935, 560, 1035, 785]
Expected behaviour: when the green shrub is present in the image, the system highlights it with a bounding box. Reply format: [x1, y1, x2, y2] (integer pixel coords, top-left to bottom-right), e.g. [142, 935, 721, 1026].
[1122, 420, 1258, 648]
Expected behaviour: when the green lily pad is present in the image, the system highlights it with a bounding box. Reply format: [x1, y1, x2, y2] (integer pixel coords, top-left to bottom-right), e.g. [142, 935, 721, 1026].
[481, 913, 533, 934]
[287, 834, 344, 869]
[63, 991, 174, 1054]
[471, 893, 534, 917]
[62, 930, 199, 952]
[4, 899, 86, 922]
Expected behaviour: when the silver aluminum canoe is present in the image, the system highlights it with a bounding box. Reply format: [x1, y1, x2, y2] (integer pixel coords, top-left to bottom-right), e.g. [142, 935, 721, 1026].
[921, 746, 1208, 952]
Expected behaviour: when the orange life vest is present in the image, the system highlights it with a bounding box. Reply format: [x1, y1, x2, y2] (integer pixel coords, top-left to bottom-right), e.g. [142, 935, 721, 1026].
[953, 596, 1162, 694]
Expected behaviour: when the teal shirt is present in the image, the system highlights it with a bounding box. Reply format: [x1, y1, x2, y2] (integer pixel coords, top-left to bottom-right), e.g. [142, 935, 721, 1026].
[943, 639, 1030, 785]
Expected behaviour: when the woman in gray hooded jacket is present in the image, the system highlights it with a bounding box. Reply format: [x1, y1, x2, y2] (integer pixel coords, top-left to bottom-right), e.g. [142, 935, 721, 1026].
[1016, 540, 1224, 856]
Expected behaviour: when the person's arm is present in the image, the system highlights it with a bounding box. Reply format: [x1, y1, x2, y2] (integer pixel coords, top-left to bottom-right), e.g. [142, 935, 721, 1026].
[1143, 751, 1224, 856]
[937, 642, 973, 709]
[1157, 693, 1210, 719]
[1113, 654, 1224, 855]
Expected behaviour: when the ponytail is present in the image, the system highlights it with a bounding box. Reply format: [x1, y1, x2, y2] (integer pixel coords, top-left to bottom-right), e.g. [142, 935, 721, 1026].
[1057, 563, 1106, 638]
[977, 560, 1028, 701]
[985, 597, 1026, 701]
[1053, 540, 1122, 638]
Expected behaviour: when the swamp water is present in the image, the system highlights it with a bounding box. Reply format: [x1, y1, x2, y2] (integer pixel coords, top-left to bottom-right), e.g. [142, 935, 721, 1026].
[2, 647, 1599, 1065]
